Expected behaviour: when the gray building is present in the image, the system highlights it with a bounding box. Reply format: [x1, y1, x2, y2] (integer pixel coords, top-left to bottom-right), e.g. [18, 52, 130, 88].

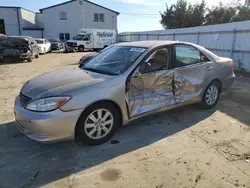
[0, 0, 119, 39]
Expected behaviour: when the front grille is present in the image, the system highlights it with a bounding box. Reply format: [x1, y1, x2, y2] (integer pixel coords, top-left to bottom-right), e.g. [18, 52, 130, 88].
[19, 92, 32, 107]
[67, 42, 77, 47]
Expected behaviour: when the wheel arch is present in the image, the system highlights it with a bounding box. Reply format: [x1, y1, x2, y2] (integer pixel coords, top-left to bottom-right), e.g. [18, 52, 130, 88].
[208, 78, 222, 93]
[74, 99, 123, 139]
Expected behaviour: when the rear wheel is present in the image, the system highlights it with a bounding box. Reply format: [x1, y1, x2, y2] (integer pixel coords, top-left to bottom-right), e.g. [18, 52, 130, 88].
[78, 45, 84, 52]
[75, 103, 120, 145]
[200, 81, 221, 109]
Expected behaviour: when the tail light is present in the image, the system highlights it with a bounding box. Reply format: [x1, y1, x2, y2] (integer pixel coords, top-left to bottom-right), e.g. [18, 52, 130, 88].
[232, 61, 235, 70]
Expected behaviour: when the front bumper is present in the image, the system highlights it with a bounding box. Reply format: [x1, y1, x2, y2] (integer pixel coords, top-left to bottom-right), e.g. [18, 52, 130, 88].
[51, 45, 60, 50]
[14, 96, 83, 143]
[2, 53, 30, 60]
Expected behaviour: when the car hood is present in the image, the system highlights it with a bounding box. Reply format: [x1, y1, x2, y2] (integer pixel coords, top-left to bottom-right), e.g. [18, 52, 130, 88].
[0, 37, 29, 49]
[21, 67, 111, 99]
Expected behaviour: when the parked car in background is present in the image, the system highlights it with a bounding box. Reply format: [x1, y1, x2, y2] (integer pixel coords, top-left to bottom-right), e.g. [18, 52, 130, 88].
[78, 47, 110, 66]
[35, 38, 51, 54]
[10, 36, 39, 60]
[0, 36, 39, 62]
[14, 41, 235, 145]
[48, 39, 64, 50]
[79, 52, 98, 66]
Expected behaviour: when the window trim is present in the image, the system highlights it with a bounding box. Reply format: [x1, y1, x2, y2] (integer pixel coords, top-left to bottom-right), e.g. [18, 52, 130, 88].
[172, 44, 210, 69]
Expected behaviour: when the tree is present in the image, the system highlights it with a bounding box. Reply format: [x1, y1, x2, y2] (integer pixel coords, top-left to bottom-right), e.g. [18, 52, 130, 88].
[160, 0, 206, 29]
[205, 2, 237, 25]
[232, 5, 250, 21]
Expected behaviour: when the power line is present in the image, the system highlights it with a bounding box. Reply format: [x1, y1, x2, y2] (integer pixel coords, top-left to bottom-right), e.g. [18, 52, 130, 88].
[119, 12, 160, 16]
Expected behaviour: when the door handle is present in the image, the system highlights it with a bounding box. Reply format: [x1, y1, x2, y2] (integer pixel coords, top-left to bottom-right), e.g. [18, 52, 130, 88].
[206, 66, 213, 71]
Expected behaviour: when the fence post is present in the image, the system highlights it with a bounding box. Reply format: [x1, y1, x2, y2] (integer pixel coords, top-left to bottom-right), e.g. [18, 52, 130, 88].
[231, 29, 236, 58]
[173, 33, 175, 40]
[157, 33, 159, 40]
[130, 34, 132, 42]
[197, 31, 200, 44]
[147, 32, 149, 40]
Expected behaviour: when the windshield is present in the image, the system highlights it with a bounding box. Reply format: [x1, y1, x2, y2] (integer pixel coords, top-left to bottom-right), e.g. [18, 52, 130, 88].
[82, 46, 146, 75]
[48, 39, 57, 42]
[73, 34, 84, 40]
[35, 39, 44, 44]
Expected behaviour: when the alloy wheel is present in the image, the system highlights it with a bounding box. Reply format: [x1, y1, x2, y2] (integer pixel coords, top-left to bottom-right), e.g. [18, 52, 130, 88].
[205, 85, 218, 106]
[84, 109, 114, 140]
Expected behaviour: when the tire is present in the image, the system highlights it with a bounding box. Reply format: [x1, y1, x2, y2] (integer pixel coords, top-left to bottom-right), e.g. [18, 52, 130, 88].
[200, 81, 221, 109]
[27, 58, 32, 62]
[35, 52, 39, 58]
[103, 45, 108, 49]
[75, 102, 120, 145]
[78, 45, 84, 52]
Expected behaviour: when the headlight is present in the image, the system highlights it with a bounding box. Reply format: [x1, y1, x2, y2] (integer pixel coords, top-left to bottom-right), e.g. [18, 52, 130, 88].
[26, 96, 71, 112]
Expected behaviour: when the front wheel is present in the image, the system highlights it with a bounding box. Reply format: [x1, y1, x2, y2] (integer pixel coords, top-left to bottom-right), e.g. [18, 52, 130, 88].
[75, 103, 120, 145]
[35, 52, 39, 58]
[200, 81, 221, 109]
[78, 45, 84, 52]
[27, 57, 32, 62]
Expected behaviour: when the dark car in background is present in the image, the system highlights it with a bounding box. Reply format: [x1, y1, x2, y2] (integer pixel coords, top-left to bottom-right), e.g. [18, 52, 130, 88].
[79, 52, 98, 66]
[0, 36, 39, 62]
[48, 39, 64, 50]
[78, 47, 110, 66]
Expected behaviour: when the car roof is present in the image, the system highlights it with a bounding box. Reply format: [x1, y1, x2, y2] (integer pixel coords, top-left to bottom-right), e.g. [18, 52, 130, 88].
[115, 40, 219, 61]
[115, 40, 178, 48]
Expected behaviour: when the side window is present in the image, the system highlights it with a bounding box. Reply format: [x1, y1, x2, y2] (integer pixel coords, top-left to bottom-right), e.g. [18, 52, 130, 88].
[83, 35, 90, 41]
[139, 48, 170, 74]
[175, 45, 208, 67]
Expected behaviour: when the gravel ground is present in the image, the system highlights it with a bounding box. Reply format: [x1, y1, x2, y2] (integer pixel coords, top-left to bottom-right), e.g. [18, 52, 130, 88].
[0, 52, 250, 188]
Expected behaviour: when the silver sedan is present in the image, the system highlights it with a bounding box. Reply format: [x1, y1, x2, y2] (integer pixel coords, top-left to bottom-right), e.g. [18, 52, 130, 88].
[14, 41, 235, 145]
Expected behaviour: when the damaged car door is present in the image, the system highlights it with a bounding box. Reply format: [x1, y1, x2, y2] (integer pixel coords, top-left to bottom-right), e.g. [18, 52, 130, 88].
[171, 44, 212, 104]
[126, 48, 175, 118]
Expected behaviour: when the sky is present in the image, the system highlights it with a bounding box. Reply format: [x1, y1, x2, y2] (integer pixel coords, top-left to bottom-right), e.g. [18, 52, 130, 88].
[0, 0, 245, 32]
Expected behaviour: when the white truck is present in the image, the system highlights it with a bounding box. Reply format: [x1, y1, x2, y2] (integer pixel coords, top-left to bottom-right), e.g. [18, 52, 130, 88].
[66, 29, 116, 52]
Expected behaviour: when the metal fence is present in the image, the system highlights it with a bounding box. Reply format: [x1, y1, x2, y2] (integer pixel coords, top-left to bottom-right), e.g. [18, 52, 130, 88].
[118, 21, 250, 72]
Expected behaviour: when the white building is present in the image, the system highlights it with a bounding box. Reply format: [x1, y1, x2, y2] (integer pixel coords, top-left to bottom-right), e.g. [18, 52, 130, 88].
[0, 0, 119, 40]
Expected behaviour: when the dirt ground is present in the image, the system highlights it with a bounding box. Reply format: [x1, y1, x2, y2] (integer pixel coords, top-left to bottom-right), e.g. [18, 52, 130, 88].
[0, 52, 250, 188]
